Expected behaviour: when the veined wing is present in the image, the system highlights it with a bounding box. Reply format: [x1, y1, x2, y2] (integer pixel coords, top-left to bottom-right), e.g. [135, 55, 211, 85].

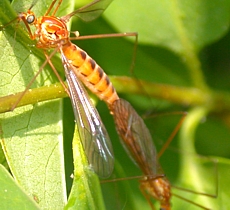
[62, 0, 114, 22]
[111, 99, 158, 176]
[61, 53, 114, 178]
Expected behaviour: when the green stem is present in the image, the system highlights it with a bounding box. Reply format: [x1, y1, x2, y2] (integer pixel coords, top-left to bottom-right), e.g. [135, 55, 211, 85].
[171, 1, 209, 91]
[1, 76, 230, 115]
[178, 107, 211, 206]
[0, 83, 67, 113]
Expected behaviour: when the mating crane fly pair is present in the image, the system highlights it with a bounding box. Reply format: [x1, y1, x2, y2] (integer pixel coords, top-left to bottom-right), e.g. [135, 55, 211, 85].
[0, 0, 214, 209]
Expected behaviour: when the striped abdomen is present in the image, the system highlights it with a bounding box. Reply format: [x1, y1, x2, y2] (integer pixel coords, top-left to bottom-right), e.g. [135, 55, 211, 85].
[62, 42, 119, 105]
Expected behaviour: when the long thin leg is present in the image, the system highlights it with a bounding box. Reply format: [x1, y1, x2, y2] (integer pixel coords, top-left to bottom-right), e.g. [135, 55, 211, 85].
[43, 50, 70, 96]
[44, 0, 63, 16]
[11, 48, 59, 110]
[69, 32, 138, 74]
[157, 111, 187, 158]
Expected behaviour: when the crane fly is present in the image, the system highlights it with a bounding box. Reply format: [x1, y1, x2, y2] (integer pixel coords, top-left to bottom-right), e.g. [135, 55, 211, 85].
[0, 0, 127, 178]
[109, 99, 214, 210]
[0, 1, 217, 208]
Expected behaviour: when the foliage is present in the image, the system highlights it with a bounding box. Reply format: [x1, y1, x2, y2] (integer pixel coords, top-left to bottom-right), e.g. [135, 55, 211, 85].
[0, 0, 230, 209]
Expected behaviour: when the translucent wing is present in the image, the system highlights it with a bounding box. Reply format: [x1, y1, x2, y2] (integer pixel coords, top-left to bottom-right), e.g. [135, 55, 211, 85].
[62, 0, 114, 22]
[61, 54, 114, 178]
[111, 99, 158, 175]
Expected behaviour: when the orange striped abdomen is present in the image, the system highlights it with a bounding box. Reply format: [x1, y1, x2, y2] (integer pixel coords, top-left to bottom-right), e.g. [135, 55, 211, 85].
[62, 42, 119, 105]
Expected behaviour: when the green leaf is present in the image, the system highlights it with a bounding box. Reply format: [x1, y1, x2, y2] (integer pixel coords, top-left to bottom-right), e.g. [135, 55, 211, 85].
[1, 0, 230, 209]
[0, 164, 40, 210]
[0, 0, 74, 209]
[103, 0, 230, 90]
[172, 156, 228, 210]
[65, 126, 105, 210]
[104, 0, 230, 52]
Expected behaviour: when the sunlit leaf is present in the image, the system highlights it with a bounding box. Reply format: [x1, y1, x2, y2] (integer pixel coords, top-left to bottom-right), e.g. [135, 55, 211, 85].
[0, 0, 74, 209]
[65, 126, 105, 210]
[0, 164, 40, 210]
[103, 0, 230, 53]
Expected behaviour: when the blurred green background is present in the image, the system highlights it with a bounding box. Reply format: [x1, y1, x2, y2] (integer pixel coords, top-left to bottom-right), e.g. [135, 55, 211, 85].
[0, 0, 230, 209]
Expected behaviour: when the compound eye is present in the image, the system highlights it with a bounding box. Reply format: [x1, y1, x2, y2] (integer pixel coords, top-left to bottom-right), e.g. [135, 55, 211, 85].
[27, 14, 35, 24]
